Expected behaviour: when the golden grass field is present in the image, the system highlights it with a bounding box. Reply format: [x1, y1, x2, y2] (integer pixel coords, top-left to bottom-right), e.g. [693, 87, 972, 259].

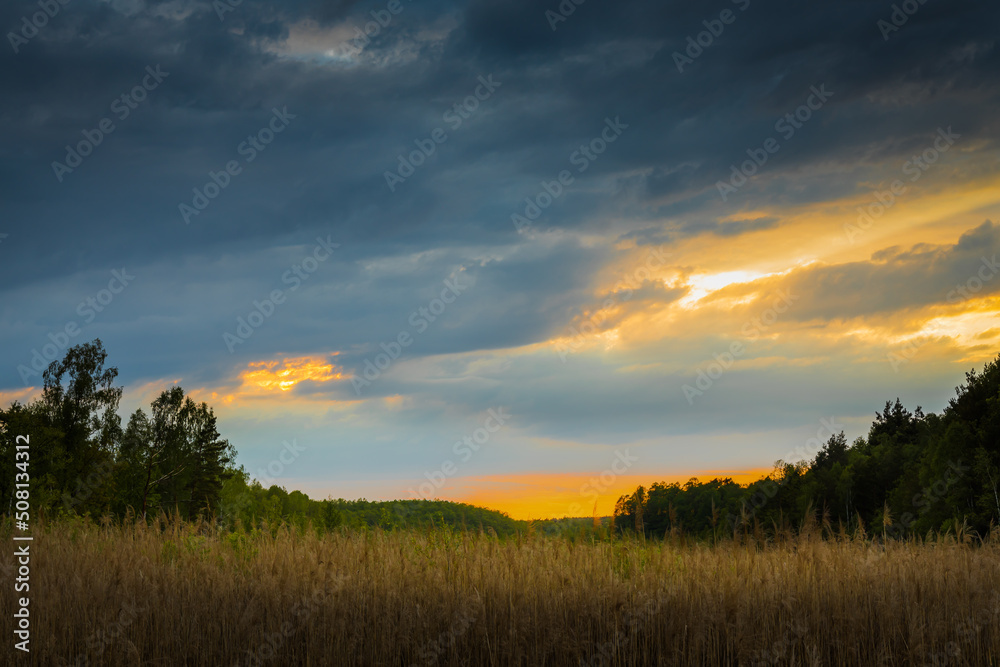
[4, 517, 1000, 666]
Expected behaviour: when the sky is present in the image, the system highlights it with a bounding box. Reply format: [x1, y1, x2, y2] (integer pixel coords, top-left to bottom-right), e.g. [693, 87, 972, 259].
[1, 0, 999, 519]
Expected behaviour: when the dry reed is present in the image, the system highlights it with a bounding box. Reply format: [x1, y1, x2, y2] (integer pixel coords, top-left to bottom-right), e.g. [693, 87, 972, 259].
[3, 516, 999, 666]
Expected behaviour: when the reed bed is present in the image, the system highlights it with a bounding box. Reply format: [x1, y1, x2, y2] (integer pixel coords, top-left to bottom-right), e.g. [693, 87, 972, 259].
[3, 516, 999, 666]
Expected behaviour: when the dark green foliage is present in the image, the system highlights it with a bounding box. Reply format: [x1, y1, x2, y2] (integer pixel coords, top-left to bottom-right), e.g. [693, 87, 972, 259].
[6, 341, 1000, 543]
[215, 467, 525, 535]
[0, 340, 122, 515]
[615, 354, 1000, 541]
[0, 340, 233, 521]
[135, 386, 235, 519]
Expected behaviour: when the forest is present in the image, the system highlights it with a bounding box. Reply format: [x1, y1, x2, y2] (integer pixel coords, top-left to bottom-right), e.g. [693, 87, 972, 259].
[614, 356, 1000, 541]
[3, 338, 1000, 544]
[0, 339, 525, 535]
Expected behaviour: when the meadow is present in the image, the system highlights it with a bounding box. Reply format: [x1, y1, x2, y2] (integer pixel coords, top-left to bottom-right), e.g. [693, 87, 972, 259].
[4, 516, 1000, 666]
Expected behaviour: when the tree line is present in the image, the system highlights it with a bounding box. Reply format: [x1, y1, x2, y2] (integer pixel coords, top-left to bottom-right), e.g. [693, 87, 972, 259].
[7, 339, 998, 541]
[1, 340, 235, 520]
[0, 339, 524, 535]
[614, 353, 1000, 541]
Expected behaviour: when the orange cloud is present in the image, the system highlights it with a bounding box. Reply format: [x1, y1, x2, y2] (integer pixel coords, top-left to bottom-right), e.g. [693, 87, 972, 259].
[0, 386, 41, 409]
[537, 212, 1000, 376]
[238, 355, 343, 393]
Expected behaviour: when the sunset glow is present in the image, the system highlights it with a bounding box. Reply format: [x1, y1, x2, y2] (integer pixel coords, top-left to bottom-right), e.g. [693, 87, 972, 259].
[442, 470, 775, 521]
[238, 356, 344, 393]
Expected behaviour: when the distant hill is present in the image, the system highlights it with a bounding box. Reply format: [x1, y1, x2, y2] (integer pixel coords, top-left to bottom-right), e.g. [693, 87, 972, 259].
[216, 472, 528, 536]
[330, 498, 527, 536]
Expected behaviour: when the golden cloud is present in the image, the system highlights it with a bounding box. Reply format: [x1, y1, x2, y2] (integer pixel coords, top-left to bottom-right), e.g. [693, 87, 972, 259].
[238, 355, 344, 393]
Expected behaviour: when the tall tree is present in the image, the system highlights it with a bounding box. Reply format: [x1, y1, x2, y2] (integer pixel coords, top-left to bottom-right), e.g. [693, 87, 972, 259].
[130, 387, 235, 519]
[40, 339, 122, 513]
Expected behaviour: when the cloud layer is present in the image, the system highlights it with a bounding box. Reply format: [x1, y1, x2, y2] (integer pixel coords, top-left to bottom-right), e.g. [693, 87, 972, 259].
[2, 0, 999, 515]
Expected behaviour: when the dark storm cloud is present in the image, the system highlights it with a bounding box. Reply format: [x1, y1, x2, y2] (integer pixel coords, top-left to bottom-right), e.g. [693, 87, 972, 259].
[1, 0, 999, 390]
